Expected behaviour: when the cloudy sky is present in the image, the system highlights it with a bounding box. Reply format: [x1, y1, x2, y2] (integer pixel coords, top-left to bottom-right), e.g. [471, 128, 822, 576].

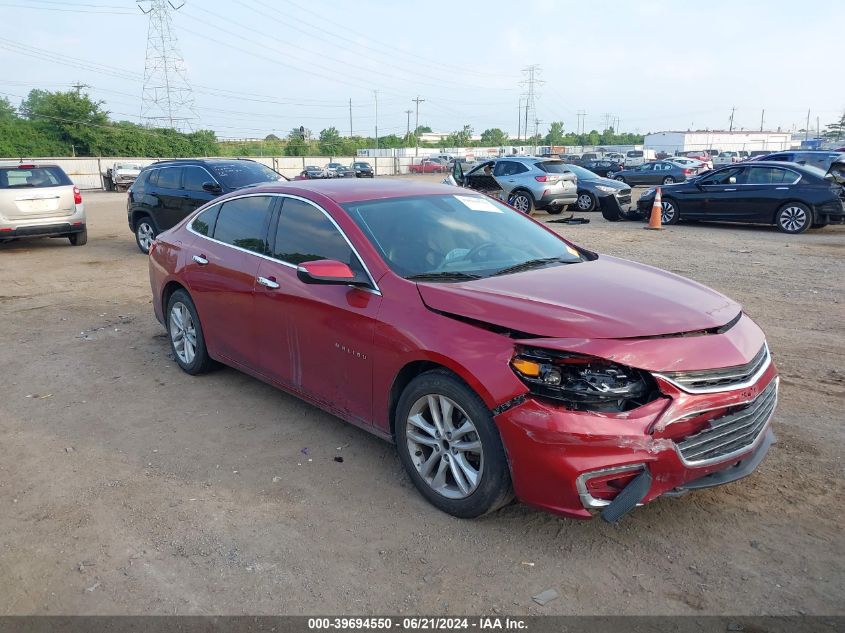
[1, 0, 843, 139]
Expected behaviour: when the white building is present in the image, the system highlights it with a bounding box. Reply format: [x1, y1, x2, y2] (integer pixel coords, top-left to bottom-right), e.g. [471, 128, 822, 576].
[644, 131, 792, 154]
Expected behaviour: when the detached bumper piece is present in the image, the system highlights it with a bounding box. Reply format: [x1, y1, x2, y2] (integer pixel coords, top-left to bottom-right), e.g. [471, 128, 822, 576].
[600, 468, 653, 523]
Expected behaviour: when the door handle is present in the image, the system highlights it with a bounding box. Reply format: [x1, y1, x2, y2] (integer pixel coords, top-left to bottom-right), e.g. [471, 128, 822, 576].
[257, 276, 280, 289]
[192, 254, 208, 265]
[724, 188, 736, 191]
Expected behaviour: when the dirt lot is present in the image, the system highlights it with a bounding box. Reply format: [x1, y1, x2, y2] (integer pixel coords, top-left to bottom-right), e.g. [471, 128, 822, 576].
[1, 185, 843, 616]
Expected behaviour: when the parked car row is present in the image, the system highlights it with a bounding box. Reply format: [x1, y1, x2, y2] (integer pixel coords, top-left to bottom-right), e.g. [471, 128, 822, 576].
[296, 161, 374, 180]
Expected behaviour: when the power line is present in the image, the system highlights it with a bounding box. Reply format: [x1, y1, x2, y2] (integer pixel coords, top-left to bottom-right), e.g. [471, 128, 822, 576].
[412, 95, 424, 156]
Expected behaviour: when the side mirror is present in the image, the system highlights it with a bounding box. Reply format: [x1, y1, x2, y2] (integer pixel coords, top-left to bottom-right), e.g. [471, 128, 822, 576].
[202, 181, 222, 194]
[297, 259, 365, 286]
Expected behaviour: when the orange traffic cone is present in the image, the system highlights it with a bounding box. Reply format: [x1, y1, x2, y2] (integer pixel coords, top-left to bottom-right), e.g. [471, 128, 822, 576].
[644, 187, 664, 230]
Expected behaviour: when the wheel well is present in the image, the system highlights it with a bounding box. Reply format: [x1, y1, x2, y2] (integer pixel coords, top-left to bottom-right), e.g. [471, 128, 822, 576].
[131, 210, 154, 231]
[161, 280, 187, 313]
[388, 361, 451, 438]
[509, 187, 534, 201]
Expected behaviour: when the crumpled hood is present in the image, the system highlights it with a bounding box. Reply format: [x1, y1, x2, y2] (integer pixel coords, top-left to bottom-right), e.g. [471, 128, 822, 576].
[417, 255, 740, 339]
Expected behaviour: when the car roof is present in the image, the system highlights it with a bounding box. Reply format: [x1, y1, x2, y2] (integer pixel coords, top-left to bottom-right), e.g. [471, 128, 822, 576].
[232, 177, 470, 204]
[0, 161, 60, 168]
[148, 158, 262, 167]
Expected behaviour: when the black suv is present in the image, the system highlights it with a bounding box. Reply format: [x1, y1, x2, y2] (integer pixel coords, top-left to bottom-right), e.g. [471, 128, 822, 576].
[127, 159, 285, 253]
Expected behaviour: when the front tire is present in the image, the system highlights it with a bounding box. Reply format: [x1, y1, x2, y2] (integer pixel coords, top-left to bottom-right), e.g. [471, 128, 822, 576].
[661, 198, 680, 225]
[663, 176, 675, 185]
[134, 216, 158, 254]
[576, 192, 596, 212]
[69, 228, 87, 246]
[395, 370, 513, 518]
[166, 289, 216, 375]
[507, 190, 535, 215]
[776, 203, 811, 234]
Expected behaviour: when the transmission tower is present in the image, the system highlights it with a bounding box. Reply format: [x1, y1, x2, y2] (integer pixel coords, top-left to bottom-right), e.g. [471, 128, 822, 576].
[138, 0, 197, 131]
[519, 65, 543, 148]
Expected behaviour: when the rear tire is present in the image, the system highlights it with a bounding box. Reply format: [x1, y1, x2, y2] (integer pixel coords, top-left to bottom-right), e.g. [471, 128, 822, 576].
[663, 176, 675, 185]
[507, 190, 535, 215]
[165, 289, 216, 375]
[395, 370, 513, 518]
[69, 228, 87, 246]
[134, 216, 158, 254]
[775, 203, 811, 234]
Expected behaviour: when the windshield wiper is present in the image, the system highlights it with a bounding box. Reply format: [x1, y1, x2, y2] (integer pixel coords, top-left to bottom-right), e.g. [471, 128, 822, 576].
[492, 257, 574, 277]
[405, 271, 482, 282]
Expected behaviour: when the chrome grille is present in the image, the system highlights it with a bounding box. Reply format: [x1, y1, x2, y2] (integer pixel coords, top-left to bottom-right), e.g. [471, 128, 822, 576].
[659, 344, 770, 393]
[675, 379, 777, 465]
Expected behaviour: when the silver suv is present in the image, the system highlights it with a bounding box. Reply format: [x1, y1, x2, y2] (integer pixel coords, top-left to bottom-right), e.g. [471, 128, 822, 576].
[0, 162, 87, 245]
[452, 156, 577, 213]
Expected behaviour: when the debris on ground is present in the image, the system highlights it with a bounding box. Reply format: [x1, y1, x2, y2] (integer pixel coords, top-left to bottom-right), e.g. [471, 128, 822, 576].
[334, 456, 344, 463]
[548, 214, 590, 225]
[300, 447, 309, 456]
[85, 582, 100, 593]
[272, 476, 282, 483]
[521, 561, 534, 567]
[65, 447, 74, 453]
[532, 589, 559, 606]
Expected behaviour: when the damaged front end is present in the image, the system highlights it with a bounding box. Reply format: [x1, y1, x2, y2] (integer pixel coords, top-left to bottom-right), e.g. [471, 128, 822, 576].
[491, 314, 778, 522]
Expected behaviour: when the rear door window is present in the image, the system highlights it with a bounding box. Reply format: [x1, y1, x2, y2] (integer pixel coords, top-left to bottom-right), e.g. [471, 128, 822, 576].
[212, 195, 274, 255]
[493, 161, 516, 177]
[156, 167, 182, 190]
[746, 167, 798, 184]
[0, 166, 71, 189]
[191, 204, 221, 236]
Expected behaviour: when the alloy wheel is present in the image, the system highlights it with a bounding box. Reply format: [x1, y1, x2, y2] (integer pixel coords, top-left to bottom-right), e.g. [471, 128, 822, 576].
[136, 221, 155, 252]
[661, 201, 676, 224]
[406, 394, 483, 499]
[511, 194, 531, 213]
[577, 193, 593, 210]
[169, 302, 197, 365]
[664, 176, 675, 184]
[779, 206, 807, 232]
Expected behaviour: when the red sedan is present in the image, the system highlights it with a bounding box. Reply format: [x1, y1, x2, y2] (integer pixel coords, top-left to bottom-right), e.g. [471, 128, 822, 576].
[409, 159, 447, 174]
[148, 179, 777, 521]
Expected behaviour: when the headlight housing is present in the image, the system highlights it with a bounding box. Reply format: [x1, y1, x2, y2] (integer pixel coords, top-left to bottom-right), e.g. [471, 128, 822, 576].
[595, 185, 617, 194]
[510, 349, 658, 412]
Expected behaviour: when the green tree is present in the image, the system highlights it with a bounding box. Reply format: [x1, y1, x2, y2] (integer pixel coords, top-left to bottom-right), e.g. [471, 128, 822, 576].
[285, 127, 309, 156]
[823, 111, 845, 140]
[0, 96, 16, 120]
[480, 128, 507, 146]
[544, 121, 565, 145]
[447, 125, 473, 147]
[414, 125, 432, 135]
[20, 89, 110, 155]
[318, 126, 342, 155]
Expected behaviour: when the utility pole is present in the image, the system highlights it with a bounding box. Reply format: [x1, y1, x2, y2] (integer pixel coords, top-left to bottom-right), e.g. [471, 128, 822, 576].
[728, 106, 736, 132]
[576, 110, 586, 135]
[517, 98, 523, 141]
[404, 109, 413, 140]
[373, 90, 379, 152]
[805, 108, 811, 141]
[70, 81, 89, 97]
[349, 98, 353, 137]
[760, 109, 765, 132]
[412, 95, 424, 156]
[138, 0, 196, 131]
[816, 116, 820, 139]
[602, 113, 611, 132]
[534, 118, 541, 154]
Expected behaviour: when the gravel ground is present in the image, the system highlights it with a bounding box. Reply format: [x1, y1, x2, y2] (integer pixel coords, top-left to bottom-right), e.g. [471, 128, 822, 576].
[0, 186, 843, 616]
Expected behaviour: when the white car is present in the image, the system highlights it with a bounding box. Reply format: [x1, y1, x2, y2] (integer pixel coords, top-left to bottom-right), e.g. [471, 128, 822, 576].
[713, 151, 749, 167]
[667, 157, 710, 173]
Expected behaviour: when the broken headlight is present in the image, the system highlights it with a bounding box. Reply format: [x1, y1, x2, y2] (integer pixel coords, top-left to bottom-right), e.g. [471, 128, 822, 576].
[510, 349, 657, 412]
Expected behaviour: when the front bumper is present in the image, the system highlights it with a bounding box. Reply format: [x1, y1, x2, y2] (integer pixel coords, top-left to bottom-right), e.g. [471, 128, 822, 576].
[494, 361, 778, 520]
[598, 191, 633, 215]
[355, 172, 374, 178]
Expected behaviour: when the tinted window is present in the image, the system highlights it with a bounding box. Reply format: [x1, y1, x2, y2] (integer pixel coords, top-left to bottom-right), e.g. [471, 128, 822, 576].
[0, 166, 71, 188]
[156, 167, 181, 189]
[147, 169, 159, 186]
[535, 161, 571, 174]
[273, 198, 359, 269]
[700, 167, 745, 185]
[493, 161, 516, 176]
[191, 204, 220, 236]
[746, 167, 798, 184]
[209, 161, 283, 189]
[762, 153, 791, 162]
[213, 196, 273, 254]
[627, 151, 643, 158]
[640, 163, 654, 171]
[183, 166, 212, 192]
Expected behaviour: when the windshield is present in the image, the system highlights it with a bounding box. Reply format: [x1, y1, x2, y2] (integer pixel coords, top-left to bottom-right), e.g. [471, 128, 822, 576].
[210, 161, 285, 188]
[343, 194, 583, 280]
[116, 163, 141, 170]
[353, 162, 370, 168]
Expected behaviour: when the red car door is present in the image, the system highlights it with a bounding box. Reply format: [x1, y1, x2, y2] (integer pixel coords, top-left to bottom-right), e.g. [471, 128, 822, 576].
[182, 195, 277, 368]
[253, 196, 382, 425]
